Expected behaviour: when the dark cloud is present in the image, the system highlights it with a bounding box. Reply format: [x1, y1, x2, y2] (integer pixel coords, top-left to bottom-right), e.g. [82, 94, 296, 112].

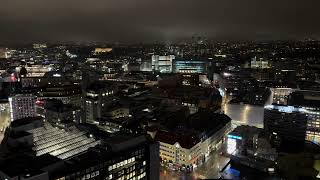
[1, 0, 320, 43]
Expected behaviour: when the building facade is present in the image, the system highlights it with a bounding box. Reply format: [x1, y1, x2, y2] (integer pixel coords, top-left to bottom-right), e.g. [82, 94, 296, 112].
[172, 59, 207, 74]
[288, 90, 320, 145]
[155, 114, 231, 171]
[151, 55, 175, 73]
[264, 105, 308, 152]
[9, 94, 36, 121]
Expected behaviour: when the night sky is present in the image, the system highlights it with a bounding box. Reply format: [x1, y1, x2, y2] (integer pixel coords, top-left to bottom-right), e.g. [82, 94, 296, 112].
[1, 0, 320, 43]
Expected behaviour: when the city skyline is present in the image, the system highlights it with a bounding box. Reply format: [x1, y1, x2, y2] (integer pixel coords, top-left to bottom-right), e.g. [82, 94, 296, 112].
[0, 1, 320, 179]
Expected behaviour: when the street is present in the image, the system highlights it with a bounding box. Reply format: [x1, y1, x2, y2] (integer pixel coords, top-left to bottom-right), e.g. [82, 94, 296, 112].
[160, 147, 230, 180]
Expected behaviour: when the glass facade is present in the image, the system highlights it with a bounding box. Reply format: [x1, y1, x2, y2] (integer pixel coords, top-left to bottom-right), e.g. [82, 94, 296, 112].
[172, 59, 207, 74]
[55, 147, 147, 180]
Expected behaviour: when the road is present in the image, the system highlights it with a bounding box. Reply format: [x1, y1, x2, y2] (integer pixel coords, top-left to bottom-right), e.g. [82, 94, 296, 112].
[160, 147, 230, 180]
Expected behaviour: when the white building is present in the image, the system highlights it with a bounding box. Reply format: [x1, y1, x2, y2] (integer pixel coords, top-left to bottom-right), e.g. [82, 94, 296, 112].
[251, 57, 269, 69]
[9, 94, 36, 121]
[269, 88, 294, 105]
[152, 55, 175, 73]
[154, 112, 231, 170]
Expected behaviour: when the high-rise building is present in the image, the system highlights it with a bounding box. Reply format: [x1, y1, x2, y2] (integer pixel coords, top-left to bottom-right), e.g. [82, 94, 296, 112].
[152, 55, 175, 73]
[264, 105, 308, 152]
[8, 94, 36, 121]
[288, 90, 320, 145]
[85, 82, 117, 124]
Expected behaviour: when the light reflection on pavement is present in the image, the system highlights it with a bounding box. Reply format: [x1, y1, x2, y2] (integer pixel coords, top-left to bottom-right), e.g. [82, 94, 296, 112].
[224, 104, 264, 128]
[160, 149, 230, 180]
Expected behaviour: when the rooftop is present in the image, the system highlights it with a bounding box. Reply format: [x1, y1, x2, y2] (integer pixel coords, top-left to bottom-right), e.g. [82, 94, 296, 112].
[10, 116, 43, 128]
[155, 130, 200, 149]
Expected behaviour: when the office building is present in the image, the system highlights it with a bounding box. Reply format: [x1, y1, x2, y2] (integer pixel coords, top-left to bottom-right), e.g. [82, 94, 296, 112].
[172, 59, 207, 74]
[152, 55, 175, 73]
[24, 64, 52, 77]
[251, 57, 269, 69]
[9, 94, 36, 121]
[227, 126, 277, 173]
[269, 88, 294, 105]
[274, 69, 296, 83]
[37, 85, 83, 108]
[85, 82, 117, 124]
[264, 105, 308, 152]
[94, 47, 112, 54]
[288, 90, 320, 145]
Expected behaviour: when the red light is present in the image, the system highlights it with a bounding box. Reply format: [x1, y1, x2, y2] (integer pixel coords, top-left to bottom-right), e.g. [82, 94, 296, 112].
[10, 74, 16, 81]
[36, 100, 45, 106]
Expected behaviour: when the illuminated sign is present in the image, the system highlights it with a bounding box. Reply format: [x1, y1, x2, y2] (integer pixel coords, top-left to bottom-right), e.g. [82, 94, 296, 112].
[53, 74, 61, 77]
[227, 134, 242, 140]
[227, 138, 236, 154]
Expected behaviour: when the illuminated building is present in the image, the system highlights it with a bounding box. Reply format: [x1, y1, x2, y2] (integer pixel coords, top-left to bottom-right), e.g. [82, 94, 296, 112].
[250, 57, 269, 69]
[95, 104, 131, 133]
[9, 94, 36, 121]
[33, 43, 47, 49]
[264, 105, 308, 152]
[37, 85, 82, 108]
[0, 47, 6, 58]
[288, 90, 320, 145]
[274, 69, 296, 83]
[94, 47, 113, 54]
[21, 77, 45, 88]
[227, 126, 277, 173]
[151, 55, 175, 73]
[4, 117, 101, 159]
[140, 60, 152, 72]
[52, 135, 159, 180]
[172, 59, 207, 74]
[180, 74, 210, 87]
[0, 127, 159, 180]
[85, 82, 116, 124]
[155, 112, 231, 170]
[24, 65, 53, 77]
[269, 88, 294, 105]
